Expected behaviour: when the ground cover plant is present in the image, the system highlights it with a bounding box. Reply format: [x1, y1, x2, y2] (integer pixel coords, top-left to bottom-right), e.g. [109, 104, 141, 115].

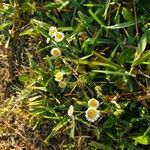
[0, 0, 150, 149]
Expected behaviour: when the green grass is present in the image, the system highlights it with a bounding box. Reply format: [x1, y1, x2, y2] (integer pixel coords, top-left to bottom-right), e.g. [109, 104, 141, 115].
[1, 0, 150, 149]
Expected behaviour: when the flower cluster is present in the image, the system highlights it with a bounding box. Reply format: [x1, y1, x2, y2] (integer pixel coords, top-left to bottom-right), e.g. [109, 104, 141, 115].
[49, 26, 64, 42]
[48, 26, 100, 123]
[49, 26, 65, 57]
[54, 71, 66, 88]
[85, 98, 100, 122]
[48, 26, 67, 88]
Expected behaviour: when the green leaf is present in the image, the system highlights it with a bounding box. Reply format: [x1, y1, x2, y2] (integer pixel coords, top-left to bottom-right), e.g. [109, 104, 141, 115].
[131, 31, 149, 71]
[134, 32, 148, 60]
[109, 44, 119, 61]
[107, 20, 135, 29]
[118, 48, 135, 64]
[106, 19, 143, 30]
[44, 118, 70, 143]
[30, 19, 50, 30]
[0, 22, 12, 31]
[88, 9, 105, 27]
[58, 27, 74, 32]
[94, 127, 102, 140]
[28, 95, 42, 102]
[43, 116, 63, 120]
[101, 144, 113, 150]
[83, 4, 102, 7]
[76, 101, 87, 107]
[92, 70, 136, 77]
[29, 99, 45, 106]
[37, 45, 51, 53]
[127, 143, 136, 150]
[133, 135, 150, 145]
[133, 127, 150, 145]
[133, 50, 150, 65]
[58, 0, 70, 10]
[44, 3, 61, 9]
[122, 7, 133, 21]
[83, 38, 113, 46]
[65, 56, 119, 70]
[92, 51, 122, 70]
[32, 86, 48, 92]
[18, 74, 30, 82]
[19, 28, 38, 37]
[89, 141, 102, 149]
[143, 126, 150, 136]
[90, 141, 113, 150]
[103, 0, 111, 20]
[103, 117, 117, 129]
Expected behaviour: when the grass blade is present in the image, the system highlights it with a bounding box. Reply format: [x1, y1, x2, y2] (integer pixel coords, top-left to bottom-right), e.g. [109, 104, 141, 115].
[44, 118, 70, 143]
[88, 9, 105, 27]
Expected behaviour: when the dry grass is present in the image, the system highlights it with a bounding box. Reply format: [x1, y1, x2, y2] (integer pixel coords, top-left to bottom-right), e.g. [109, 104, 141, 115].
[0, 45, 48, 150]
[0, 97, 49, 150]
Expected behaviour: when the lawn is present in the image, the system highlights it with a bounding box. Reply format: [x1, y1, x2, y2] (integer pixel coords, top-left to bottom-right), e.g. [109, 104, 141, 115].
[0, 0, 150, 149]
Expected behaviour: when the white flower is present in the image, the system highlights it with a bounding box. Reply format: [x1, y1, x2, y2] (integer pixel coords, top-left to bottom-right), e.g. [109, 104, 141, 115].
[58, 81, 66, 88]
[67, 105, 74, 117]
[88, 98, 100, 109]
[85, 107, 100, 122]
[55, 72, 63, 82]
[49, 26, 57, 37]
[46, 38, 50, 44]
[51, 48, 61, 57]
[54, 32, 64, 42]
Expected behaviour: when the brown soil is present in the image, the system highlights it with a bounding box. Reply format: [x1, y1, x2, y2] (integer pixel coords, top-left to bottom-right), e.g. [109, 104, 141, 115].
[0, 41, 49, 149]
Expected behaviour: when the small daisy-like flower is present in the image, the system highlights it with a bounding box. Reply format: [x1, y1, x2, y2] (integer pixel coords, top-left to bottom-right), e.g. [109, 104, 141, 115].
[54, 32, 64, 42]
[67, 105, 74, 117]
[49, 26, 57, 37]
[46, 38, 50, 44]
[51, 48, 61, 57]
[85, 107, 100, 122]
[58, 81, 66, 88]
[88, 98, 100, 109]
[55, 72, 63, 82]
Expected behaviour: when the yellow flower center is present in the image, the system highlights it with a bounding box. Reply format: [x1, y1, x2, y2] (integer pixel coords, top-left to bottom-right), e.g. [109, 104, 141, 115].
[58, 81, 66, 88]
[52, 49, 60, 56]
[89, 99, 98, 107]
[51, 29, 57, 34]
[55, 72, 63, 81]
[87, 108, 97, 119]
[56, 33, 63, 39]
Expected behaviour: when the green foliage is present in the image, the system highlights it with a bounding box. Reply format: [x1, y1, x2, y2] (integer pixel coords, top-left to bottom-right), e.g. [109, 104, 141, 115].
[133, 126, 150, 145]
[1, 0, 150, 149]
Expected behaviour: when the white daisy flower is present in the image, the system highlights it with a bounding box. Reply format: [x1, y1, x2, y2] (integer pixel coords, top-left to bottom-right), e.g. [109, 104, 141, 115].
[85, 107, 100, 122]
[46, 38, 50, 44]
[49, 26, 57, 37]
[55, 72, 63, 82]
[88, 98, 100, 109]
[51, 48, 61, 57]
[67, 105, 74, 117]
[58, 81, 66, 88]
[54, 31, 64, 42]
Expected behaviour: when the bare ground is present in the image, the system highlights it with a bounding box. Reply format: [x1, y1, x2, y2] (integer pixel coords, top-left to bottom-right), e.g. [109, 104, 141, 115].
[0, 41, 49, 150]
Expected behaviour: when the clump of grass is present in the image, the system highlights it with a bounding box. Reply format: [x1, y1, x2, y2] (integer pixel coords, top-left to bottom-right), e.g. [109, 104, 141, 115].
[1, 0, 150, 149]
